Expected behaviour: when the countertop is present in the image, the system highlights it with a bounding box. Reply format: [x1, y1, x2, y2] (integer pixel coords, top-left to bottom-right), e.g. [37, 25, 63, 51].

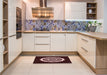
[22, 31, 107, 40]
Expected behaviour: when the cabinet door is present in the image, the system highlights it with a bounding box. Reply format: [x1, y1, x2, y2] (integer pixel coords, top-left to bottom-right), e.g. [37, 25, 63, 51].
[78, 34, 96, 68]
[8, 36, 17, 64]
[8, 0, 16, 36]
[88, 37, 96, 68]
[66, 34, 77, 51]
[0, 0, 3, 38]
[35, 33, 50, 51]
[22, 33, 35, 51]
[0, 40, 3, 72]
[51, 33, 66, 51]
[16, 38, 22, 54]
[65, 2, 86, 19]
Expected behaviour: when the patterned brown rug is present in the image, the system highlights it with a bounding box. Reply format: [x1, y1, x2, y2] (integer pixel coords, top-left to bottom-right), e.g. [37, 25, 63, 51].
[33, 56, 72, 64]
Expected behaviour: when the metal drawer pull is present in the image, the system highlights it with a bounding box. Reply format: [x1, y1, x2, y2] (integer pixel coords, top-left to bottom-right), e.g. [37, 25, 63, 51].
[35, 36, 49, 38]
[9, 34, 16, 37]
[81, 38, 88, 42]
[36, 43, 49, 45]
[81, 47, 88, 52]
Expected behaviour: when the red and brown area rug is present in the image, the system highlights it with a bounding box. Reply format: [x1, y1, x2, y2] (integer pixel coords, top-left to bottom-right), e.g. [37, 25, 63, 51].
[33, 56, 72, 64]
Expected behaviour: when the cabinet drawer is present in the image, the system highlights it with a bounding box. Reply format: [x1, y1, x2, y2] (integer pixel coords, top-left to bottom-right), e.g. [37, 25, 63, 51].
[80, 46, 89, 55]
[35, 37, 50, 44]
[78, 34, 96, 68]
[35, 33, 50, 37]
[79, 35, 89, 45]
[35, 45, 50, 51]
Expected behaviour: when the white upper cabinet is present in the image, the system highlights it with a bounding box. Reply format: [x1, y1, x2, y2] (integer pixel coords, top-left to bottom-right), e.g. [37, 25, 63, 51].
[8, 0, 16, 36]
[22, 33, 35, 51]
[66, 34, 77, 51]
[51, 33, 66, 51]
[65, 2, 86, 20]
[0, 0, 3, 38]
[0, 40, 3, 72]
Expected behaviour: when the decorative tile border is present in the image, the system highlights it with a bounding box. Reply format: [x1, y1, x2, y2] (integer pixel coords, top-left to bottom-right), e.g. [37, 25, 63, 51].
[25, 20, 90, 31]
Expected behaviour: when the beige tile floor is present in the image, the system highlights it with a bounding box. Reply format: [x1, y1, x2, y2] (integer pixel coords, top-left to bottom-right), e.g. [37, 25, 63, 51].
[2, 55, 96, 75]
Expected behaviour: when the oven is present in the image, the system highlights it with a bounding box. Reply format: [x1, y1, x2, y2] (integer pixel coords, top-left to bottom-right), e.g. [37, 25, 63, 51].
[16, 7, 22, 39]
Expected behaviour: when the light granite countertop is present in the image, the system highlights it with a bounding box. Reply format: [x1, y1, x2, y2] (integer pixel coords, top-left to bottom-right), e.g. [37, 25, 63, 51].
[22, 30, 107, 40]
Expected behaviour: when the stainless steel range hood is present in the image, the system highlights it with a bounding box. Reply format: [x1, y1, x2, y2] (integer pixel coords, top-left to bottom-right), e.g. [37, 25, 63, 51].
[32, 0, 54, 19]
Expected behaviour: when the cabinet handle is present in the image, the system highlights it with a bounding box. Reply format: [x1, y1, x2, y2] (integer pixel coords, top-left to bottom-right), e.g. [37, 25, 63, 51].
[35, 36, 49, 38]
[9, 34, 16, 37]
[81, 38, 88, 42]
[36, 43, 49, 45]
[81, 47, 88, 52]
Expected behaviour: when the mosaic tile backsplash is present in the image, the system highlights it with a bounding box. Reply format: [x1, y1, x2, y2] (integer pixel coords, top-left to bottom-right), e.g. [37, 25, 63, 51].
[25, 20, 90, 31]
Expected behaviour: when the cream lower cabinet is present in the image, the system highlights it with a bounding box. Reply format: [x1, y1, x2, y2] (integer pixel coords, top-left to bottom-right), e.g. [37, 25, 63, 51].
[22, 33, 35, 51]
[8, 36, 17, 64]
[0, 40, 3, 73]
[16, 38, 22, 54]
[66, 33, 77, 51]
[22, 33, 77, 52]
[35, 33, 50, 51]
[51, 33, 66, 51]
[78, 35, 96, 68]
[9, 36, 22, 64]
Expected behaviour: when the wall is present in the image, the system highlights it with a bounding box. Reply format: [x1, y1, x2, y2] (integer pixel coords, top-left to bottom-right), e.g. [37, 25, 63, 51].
[22, 1, 26, 31]
[23, 0, 94, 20]
[23, 0, 39, 20]
[48, 0, 65, 20]
[25, 20, 97, 32]
[95, 0, 104, 20]
[94, 0, 104, 32]
[16, 0, 23, 8]
[104, 0, 107, 33]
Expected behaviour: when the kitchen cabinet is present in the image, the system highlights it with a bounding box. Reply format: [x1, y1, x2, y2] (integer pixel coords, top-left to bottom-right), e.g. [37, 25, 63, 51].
[8, 0, 16, 36]
[78, 34, 96, 68]
[35, 33, 50, 51]
[16, 38, 22, 54]
[0, 52, 3, 73]
[51, 33, 66, 51]
[0, 0, 3, 38]
[22, 33, 35, 51]
[65, 2, 86, 19]
[22, 33, 77, 52]
[8, 36, 17, 63]
[66, 34, 77, 51]
[0, 19, 2, 39]
[0, 40, 3, 73]
[8, 35, 22, 64]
